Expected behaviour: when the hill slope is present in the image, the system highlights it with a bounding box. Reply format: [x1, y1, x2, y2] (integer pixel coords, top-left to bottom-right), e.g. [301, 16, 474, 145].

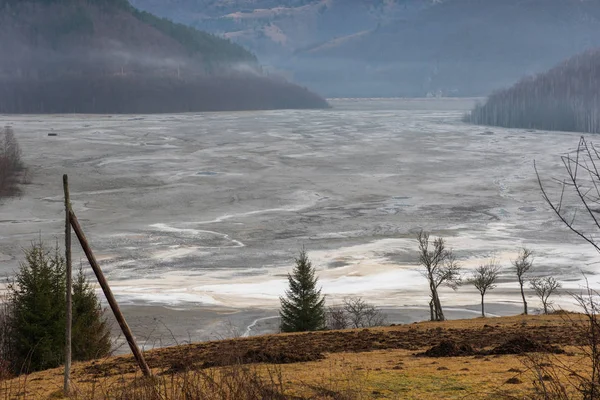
[0, 0, 328, 113]
[131, 0, 600, 97]
[466, 49, 600, 134]
[0, 314, 586, 399]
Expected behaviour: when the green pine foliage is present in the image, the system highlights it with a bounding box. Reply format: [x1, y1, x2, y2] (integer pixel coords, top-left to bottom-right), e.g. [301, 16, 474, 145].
[72, 266, 111, 361]
[4, 242, 111, 373]
[8, 243, 66, 372]
[279, 249, 326, 333]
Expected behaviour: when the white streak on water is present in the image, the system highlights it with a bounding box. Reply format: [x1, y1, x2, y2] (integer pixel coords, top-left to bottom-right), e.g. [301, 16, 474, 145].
[242, 316, 279, 337]
[149, 223, 245, 248]
[192, 192, 321, 225]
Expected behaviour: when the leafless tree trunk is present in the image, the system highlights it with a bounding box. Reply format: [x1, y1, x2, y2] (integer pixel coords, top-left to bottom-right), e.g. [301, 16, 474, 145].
[530, 277, 561, 314]
[512, 248, 534, 315]
[326, 306, 348, 330]
[470, 259, 500, 317]
[326, 297, 386, 329]
[417, 231, 461, 321]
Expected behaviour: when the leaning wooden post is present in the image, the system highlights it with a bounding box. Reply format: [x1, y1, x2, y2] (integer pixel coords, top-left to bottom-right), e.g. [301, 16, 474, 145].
[69, 210, 152, 377]
[63, 175, 72, 395]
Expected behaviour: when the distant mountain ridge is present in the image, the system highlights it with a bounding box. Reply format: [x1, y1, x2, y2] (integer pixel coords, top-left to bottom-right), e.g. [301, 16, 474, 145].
[129, 0, 434, 55]
[0, 0, 328, 113]
[131, 0, 600, 97]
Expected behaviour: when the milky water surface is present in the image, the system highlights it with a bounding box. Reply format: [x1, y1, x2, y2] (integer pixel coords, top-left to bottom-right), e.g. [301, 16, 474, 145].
[0, 98, 598, 314]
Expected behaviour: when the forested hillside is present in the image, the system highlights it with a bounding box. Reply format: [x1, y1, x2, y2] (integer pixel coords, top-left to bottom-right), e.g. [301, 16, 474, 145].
[0, 0, 328, 113]
[466, 50, 600, 134]
[132, 0, 600, 97]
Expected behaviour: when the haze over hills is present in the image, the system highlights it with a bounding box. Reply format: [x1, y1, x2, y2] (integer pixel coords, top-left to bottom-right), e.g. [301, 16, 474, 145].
[131, 0, 600, 97]
[0, 0, 328, 113]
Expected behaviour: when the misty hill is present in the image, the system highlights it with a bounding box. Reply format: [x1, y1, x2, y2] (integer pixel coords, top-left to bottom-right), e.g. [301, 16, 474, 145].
[466, 49, 600, 134]
[131, 0, 600, 97]
[0, 0, 328, 113]
[129, 0, 432, 56]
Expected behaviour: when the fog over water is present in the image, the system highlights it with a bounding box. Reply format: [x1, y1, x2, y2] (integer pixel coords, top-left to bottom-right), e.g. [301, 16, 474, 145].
[1, 98, 599, 341]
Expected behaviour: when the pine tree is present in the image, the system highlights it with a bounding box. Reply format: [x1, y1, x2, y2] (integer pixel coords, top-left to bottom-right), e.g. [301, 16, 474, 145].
[8, 243, 66, 372]
[5, 242, 111, 373]
[279, 249, 326, 332]
[72, 266, 111, 361]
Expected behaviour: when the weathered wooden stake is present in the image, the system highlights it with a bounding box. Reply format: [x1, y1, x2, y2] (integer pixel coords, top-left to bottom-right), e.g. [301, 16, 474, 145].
[63, 174, 72, 395]
[69, 210, 152, 377]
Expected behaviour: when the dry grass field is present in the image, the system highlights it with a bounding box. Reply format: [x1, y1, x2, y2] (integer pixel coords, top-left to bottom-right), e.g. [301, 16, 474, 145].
[0, 313, 591, 399]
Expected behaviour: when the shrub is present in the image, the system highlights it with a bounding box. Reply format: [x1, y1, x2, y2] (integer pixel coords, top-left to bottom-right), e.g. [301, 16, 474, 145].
[327, 297, 387, 330]
[0, 126, 23, 198]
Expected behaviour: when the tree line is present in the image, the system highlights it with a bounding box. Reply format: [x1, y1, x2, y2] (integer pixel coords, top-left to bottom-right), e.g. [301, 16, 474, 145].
[0, 127, 23, 198]
[0, 74, 329, 114]
[465, 49, 600, 134]
[279, 237, 562, 332]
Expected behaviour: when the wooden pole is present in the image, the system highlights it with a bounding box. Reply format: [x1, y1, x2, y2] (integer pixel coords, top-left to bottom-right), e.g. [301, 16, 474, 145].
[63, 174, 72, 395]
[69, 210, 152, 377]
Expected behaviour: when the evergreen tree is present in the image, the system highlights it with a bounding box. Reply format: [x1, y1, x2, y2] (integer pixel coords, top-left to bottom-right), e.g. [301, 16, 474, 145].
[279, 249, 326, 332]
[5, 242, 111, 373]
[72, 266, 111, 361]
[8, 243, 66, 372]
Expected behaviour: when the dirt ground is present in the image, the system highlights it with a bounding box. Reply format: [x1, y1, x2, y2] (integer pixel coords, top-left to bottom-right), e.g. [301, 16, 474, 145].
[80, 313, 583, 378]
[0, 313, 590, 399]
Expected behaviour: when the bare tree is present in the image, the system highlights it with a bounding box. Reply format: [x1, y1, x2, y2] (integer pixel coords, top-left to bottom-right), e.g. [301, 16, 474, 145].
[342, 297, 386, 328]
[512, 248, 534, 315]
[326, 297, 386, 330]
[571, 281, 600, 398]
[535, 137, 600, 253]
[530, 277, 561, 314]
[517, 280, 600, 400]
[326, 306, 348, 330]
[417, 231, 461, 321]
[470, 259, 501, 317]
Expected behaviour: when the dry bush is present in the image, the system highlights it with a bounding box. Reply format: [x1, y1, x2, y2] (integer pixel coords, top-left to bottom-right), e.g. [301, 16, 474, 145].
[326, 306, 349, 330]
[326, 297, 386, 330]
[502, 284, 600, 400]
[0, 126, 23, 198]
[68, 357, 367, 399]
[70, 364, 288, 400]
[0, 302, 14, 381]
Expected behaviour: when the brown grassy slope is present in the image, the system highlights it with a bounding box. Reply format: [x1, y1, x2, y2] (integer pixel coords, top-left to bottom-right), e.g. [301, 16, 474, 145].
[0, 314, 588, 399]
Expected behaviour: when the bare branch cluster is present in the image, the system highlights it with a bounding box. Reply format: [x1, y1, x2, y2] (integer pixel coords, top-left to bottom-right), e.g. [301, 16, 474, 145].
[519, 282, 600, 400]
[530, 277, 561, 315]
[469, 259, 501, 317]
[513, 248, 534, 315]
[326, 297, 386, 330]
[536, 136, 600, 254]
[417, 231, 461, 321]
